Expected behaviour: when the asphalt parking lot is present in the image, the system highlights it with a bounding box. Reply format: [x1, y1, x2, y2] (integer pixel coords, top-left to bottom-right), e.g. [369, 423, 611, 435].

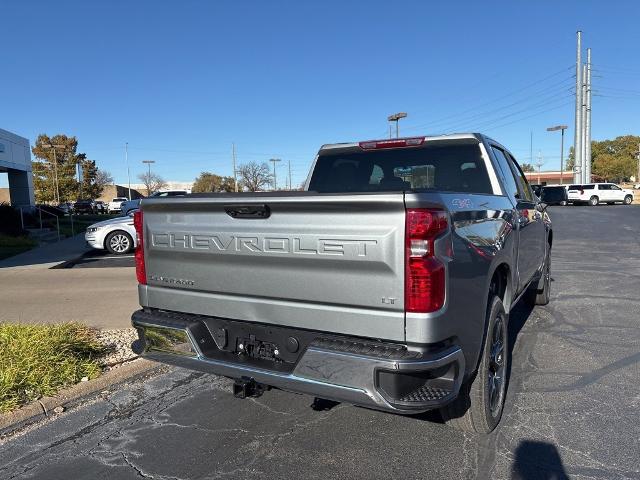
[1, 205, 639, 479]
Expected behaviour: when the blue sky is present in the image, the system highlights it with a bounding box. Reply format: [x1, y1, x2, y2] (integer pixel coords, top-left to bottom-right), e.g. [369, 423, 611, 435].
[2, 1, 640, 189]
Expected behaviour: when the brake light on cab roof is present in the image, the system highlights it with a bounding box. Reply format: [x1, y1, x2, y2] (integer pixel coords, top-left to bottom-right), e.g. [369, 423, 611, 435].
[359, 137, 426, 150]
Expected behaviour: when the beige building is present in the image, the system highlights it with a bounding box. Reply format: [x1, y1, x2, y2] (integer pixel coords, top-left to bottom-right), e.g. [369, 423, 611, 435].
[0, 187, 11, 204]
[97, 185, 145, 203]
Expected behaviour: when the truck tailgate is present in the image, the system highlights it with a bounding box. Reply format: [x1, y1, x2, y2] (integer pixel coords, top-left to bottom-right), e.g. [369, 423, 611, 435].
[140, 193, 407, 341]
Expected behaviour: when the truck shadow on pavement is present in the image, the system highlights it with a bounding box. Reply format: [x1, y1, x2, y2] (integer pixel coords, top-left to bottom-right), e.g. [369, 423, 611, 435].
[512, 440, 569, 480]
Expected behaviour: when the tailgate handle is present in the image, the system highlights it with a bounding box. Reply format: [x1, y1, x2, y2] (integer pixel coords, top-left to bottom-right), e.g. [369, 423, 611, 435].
[224, 204, 271, 219]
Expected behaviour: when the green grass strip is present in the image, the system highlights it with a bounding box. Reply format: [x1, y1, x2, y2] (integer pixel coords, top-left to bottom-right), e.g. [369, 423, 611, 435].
[0, 323, 107, 413]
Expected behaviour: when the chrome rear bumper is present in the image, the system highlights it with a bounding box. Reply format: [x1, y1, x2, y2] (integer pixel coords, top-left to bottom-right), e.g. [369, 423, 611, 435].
[132, 309, 464, 414]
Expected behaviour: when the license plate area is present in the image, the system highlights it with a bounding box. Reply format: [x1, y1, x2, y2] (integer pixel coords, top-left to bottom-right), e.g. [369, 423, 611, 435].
[199, 317, 319, 368]
[236, 335, 279, 362]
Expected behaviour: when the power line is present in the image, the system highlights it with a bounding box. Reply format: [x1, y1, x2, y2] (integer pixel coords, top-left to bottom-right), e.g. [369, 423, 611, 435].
[440, 87, 573, 133]
[402, 66, 573, 133]
[409, 80, 574, 134]
[482, 101, 573, 132]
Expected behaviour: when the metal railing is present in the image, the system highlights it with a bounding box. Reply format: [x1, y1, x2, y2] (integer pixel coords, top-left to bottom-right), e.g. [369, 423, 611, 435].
[18, 206, 62, 242]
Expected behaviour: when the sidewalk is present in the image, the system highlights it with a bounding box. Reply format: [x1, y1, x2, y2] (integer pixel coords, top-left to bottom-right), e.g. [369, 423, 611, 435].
[0, 266, 138, 328]
[0, 234, 91, 269]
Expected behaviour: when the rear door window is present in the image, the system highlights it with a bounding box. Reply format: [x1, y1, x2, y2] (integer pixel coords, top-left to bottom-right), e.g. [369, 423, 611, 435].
[308, 142, 493, 194]
[491, 147, 520, 202]
[506, 153, 535, 202]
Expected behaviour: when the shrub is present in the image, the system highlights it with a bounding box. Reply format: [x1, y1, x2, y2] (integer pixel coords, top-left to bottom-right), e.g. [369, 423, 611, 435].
[0, 203, 25, 236]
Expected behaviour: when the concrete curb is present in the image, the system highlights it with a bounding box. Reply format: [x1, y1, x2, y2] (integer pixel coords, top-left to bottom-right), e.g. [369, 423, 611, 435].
[0, 358, 160, 434]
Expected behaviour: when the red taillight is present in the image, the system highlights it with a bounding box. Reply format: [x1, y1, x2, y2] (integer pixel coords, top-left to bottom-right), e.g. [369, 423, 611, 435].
[405, 208, 447, 313]
[359, 137, 425, 150]
[133, 211, 146, 285]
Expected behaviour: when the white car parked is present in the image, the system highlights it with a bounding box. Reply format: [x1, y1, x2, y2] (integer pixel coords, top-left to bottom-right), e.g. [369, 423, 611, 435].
[567, 183, 634, 206]
[85, 211, 137, 254]
[108, 197, 129, 214]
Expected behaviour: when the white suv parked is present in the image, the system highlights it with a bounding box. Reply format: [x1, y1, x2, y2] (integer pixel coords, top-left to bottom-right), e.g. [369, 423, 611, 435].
[567, 183, 634, 206]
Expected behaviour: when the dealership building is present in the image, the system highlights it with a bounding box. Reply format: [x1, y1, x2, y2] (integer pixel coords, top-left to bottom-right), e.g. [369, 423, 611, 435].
[0, 128, 34, 206]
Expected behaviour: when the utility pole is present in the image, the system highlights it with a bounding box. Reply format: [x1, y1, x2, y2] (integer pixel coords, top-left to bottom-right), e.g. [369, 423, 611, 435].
[536, 151, 544, 185]
[269, 158, 281, 190]
[288, 159, 292, 191]
[387, 112, 407, 138]
[232, 143, 238, 192]
[42, 143, 65, 204]
[585, 48, 592, 183]
[547, 125, 568, 184]
[125, 142, 131, 200]
[637, 144, 640, 185]
[573, 31, 583, 184]
[581, 64, 588, 183]
[52, 147, 59, 204]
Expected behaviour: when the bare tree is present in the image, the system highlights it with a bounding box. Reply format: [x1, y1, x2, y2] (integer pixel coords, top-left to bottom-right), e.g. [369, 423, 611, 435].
[237, 162, 272, 192]
[137, 172, 167, 196]
[94, 170, 113, 190]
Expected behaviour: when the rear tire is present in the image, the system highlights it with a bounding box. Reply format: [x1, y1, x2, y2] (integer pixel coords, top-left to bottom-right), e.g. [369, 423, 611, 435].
[624, 195, 633, 205]
[589, 196, 599, 206]
[105, 230, 133, 255]
[524, 247, 551, 306]
[440, 296, 508, 433]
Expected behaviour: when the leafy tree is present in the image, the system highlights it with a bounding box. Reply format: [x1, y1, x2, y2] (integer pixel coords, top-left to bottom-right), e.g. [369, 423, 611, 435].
[591, 135, 639, 182]
[237, 162, 272, 192]
[566, 136, 639, 181]
[32, 134, 82, 203]
[31, 134, 109, 203]
[138, 172, 167, 196]
[78, 158, 98, 199]
[192, 172, 236, 193]
[520, 163, 535, 172]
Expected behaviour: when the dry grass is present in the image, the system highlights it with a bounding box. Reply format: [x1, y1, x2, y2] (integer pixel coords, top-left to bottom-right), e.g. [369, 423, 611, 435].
[0, 323, 108, 413]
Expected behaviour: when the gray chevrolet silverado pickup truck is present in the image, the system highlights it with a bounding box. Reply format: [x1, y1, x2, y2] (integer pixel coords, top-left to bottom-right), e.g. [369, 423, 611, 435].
[131, 133, 552, 433]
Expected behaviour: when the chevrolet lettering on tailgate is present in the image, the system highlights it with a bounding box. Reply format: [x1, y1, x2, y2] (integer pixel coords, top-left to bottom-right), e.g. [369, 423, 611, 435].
[151, 232, 378, 257]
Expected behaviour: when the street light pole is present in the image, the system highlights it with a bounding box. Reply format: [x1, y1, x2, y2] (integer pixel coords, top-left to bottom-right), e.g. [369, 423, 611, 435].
[269, 158, 281, 190]
[387, 112, 407, 138]
[547, 125, 568, 185]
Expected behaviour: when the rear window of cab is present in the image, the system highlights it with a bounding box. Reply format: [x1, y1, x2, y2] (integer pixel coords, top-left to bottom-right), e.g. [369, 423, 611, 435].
[309, 142, 492, 194]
